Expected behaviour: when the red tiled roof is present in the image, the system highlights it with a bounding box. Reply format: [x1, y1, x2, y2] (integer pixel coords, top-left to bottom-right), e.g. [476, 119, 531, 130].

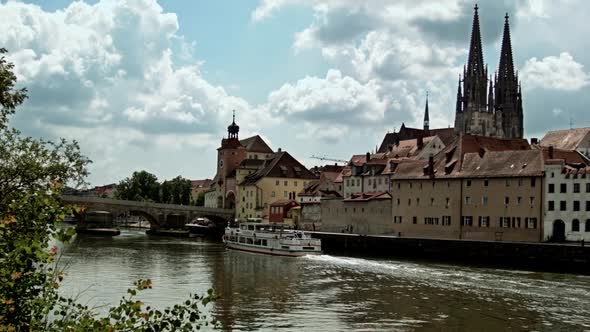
[532, 145, 590, 165]
[540, 128, 590, 150]
[270, 199, 299, 207]
[391, 135, 538, 179]
[239, 135, 274, 153]
[240, 151, 317, 185]
[344, 192, 392, 202]
[191, 179, 213, 188]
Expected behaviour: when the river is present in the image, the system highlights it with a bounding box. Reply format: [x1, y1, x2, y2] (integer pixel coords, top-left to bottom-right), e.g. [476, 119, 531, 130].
[57, 229, 590, 331]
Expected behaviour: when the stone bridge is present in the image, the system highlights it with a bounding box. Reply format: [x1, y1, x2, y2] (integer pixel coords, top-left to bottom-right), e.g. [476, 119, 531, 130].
[62, 195, 235, 229]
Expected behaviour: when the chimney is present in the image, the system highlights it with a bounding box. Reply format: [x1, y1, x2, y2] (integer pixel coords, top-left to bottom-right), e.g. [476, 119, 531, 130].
[389, 160, 395, 172]
[366, 152, 370, 163]
[478, 147, 485, 158]
[278, 148, 282, 152]
[549, 145, 554, 159]
[428, 155, 435, 178]
[531, 138, 538, 145]
[417, 136, 424, 149]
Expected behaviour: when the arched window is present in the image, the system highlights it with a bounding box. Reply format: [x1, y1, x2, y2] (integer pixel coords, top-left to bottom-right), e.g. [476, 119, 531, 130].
[572, 219, 580, 232]
[586, 219, 590, 232]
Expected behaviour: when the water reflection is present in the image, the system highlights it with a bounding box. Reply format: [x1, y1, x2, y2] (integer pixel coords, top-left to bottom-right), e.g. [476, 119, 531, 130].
[58, 229, 590, 331]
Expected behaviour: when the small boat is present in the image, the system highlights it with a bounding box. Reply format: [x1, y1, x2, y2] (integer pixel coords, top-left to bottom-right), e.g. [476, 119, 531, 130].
[223, 222, 322, 257]
[185, 218, 216, 237]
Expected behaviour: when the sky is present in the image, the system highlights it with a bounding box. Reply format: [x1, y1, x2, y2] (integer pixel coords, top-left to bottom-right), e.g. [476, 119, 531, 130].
[2, 0, 590, 186]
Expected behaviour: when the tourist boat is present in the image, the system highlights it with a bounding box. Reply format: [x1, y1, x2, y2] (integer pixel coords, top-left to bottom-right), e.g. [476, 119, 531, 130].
[223, 222, 322, 257]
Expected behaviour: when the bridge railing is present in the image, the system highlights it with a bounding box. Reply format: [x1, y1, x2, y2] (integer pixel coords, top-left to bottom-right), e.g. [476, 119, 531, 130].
[61, 195, 234, 215]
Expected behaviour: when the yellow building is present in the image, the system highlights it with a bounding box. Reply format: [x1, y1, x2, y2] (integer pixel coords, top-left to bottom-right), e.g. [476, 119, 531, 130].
[236, 150, 316, 221]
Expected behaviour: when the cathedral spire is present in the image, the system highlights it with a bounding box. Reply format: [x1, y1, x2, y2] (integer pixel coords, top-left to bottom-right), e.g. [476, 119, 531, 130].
[498, 13, 515, 83]
[467, 4, 485, 77]
[423, 91, 430, 132]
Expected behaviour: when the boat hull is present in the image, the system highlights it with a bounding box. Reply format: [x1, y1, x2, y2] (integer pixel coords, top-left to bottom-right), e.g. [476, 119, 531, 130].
[225, 241, 320, 257]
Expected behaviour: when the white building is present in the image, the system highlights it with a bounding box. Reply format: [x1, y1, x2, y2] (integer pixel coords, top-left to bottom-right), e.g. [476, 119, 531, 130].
[544, 159, 590, 242]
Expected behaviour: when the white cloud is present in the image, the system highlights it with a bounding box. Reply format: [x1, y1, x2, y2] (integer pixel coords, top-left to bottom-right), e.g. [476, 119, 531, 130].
[264, 69, 388, 126]
[522, 53, 589, 91]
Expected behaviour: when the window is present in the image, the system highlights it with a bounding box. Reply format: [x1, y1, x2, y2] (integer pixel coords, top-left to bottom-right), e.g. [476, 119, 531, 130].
[465, 196, 471, 205]
[284, 181, 288, 186]
[512, 217, 521, 228]
[272, 191, 276, 197]
[413, 216, 417, 224]
[408, 198, 411, 206]
[393, 216, 402, 224]
[368, 179, 372, 185]
[445, 198, 450, 208]
[276, 180, 280, 185]
[346, 179, 350, 186]
[478, 216, 490, 227]
[430, 198, 435, 206]
[501, 217, 510, 228]
[548, 201, 555, 211]
[461, 216, 473, 226]
[560, 183, 567, 193]
[442, 216, 451, 226]
[560, 201, 567, 211]
[506, 179, 510, 187]
[586, 219, 590, 232]
[482, 196, 488, 205]
[517, 197, 522, 205]
[396, 198, 400, 205]
[416, 198, 420, 206]
[531, 178, 536, 187]
[409, 182, 413, 189]
[397, 183, 401, 189]
[551, 172, 554, 178]
[284, 191, 288, 198]
[518, 179, 523, 187]
[530, 197, 535, 206]
[294, 181, 298, 187]
[574, 183, 580, 193]
[527, 218, 537, 229]
[356, 179, 360, 186]
[466, 180, 471, 187]
[548, 183, 555, 193]
[587, 201, 590, 211]
[484, 179, 489, 187]
[574, 201, 580, 211]
[587, 183, 590, 193]
[505, 197, 510, 205]
[572, 219, 580, 232]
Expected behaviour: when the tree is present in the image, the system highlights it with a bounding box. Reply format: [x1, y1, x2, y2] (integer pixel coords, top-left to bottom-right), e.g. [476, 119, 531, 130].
[0, 49, 217, 330]
[161, 176, 192, 205]
[194, 191, 205, 206]
[116, 170, 161, 202]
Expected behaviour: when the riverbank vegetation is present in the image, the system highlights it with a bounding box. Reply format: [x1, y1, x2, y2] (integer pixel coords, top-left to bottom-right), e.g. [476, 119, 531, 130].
[0, 48, 217, 331]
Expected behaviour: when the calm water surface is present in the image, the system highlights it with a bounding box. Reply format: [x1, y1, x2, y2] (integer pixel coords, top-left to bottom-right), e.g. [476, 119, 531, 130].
[58, 229, 590, 331]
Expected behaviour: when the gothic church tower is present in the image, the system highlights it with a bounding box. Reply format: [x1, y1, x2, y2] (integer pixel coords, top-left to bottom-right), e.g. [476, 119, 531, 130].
[454, 5, 524, 139]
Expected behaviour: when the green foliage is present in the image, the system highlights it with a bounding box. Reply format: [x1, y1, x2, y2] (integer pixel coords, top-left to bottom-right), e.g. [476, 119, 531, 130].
[161, 176, 192, 205]
[0, 48, 27, 129]
[115, 170, 161, 202]
[194, 191, 205, 206]
[0, 49, 217, 331]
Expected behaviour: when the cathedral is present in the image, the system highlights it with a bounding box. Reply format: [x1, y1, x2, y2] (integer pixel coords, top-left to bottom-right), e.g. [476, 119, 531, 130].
[454, 5, 524, 139]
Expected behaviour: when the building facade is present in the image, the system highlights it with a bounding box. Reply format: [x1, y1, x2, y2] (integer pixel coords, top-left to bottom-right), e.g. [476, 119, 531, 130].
[321, 192, 393, 235]
[236, 151, 316, 221]
[544, 160, 590, 242]
[390, 137, 544, 242]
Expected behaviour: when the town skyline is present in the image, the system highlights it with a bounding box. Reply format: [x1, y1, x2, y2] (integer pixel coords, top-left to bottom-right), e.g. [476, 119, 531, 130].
[3, 0, 590, 185]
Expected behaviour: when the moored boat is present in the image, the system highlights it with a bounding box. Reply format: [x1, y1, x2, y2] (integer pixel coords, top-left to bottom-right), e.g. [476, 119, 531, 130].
[185, 218, 216, 237]
[223, 222, 321, 257]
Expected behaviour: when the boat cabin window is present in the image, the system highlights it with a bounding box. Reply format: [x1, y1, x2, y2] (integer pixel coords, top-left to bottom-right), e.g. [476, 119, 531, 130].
[239, 237, 246, 244]
[248, 225, 255, 231]
[262, 239, 267, 246]
[246, 238, 254, 244]
[281, 246, 290, 250]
